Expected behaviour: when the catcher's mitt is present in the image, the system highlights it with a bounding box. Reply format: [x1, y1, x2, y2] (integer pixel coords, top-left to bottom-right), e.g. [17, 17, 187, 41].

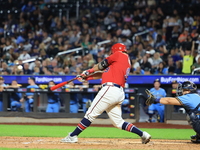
[145, 89, 156, 106]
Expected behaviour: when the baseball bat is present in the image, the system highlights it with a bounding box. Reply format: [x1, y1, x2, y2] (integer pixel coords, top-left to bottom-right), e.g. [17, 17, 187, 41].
[50, 77, 77, 91]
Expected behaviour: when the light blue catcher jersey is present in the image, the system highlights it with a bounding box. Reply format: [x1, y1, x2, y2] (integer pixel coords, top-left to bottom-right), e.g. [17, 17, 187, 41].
[176, 93, 200, 112]
[150, 88, 166, 99]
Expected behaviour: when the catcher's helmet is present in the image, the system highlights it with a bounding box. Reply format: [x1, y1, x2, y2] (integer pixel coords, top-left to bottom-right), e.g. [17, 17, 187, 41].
[111, 43, 127, 54]
[176, 81, 197, 96]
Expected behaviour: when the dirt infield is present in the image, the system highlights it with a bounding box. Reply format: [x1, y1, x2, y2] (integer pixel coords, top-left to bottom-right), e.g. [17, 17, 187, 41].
[0, 137, 199, 150]
[0, 123, 198, 149]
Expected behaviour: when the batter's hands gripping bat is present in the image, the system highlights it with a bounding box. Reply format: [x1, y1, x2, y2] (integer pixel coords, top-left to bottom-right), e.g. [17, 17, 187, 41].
[50, 77, 77, 91]
[145, 89, 156, 105]
[50, 70, 100, 91]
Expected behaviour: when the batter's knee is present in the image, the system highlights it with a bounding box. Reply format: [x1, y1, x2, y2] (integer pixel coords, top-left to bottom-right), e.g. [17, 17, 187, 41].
[111, 119, 125, 129]
[84, 113, 96, 123]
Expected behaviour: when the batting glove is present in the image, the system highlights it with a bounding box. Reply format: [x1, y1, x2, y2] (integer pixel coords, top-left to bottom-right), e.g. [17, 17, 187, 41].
[80, 68, 95, 77]
[76, 75, 86, 82]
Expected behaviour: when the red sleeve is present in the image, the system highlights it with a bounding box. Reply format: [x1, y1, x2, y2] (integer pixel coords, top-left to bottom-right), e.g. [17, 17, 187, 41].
[105, 52, 119, 65]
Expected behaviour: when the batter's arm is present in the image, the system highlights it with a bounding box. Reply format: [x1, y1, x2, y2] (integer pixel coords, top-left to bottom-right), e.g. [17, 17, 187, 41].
[89, 71, 103, 79]
[92, 64, 101, 72]
[160, 97, 182, 105]
[81, 59, 108, 77]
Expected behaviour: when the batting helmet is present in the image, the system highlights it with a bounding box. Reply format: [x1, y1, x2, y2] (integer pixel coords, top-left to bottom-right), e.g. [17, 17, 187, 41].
[176, 81, 197, 96]
[111, 43, 127, 54]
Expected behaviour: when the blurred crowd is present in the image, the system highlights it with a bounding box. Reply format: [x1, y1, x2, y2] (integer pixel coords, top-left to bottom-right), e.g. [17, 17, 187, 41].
[1, 0, 200, 76]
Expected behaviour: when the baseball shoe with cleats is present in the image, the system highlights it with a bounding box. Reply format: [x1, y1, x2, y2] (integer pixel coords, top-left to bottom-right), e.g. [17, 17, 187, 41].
[141, 131, 151, 144]
[60, 133, 78, 143]
[146, 119, 152, 123]
[191, 134, 200, 143]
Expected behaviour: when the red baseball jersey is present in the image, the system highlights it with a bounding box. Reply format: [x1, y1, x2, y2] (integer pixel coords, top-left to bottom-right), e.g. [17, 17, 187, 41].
[101, 51, 131, 87]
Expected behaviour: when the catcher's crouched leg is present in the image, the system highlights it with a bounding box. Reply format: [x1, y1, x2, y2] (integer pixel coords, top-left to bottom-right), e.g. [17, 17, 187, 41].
[190, 120, 200, 143]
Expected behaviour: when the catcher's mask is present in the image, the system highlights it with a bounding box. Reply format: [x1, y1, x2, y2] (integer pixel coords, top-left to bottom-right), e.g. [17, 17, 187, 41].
[111, 43, 127, 54]
[176, 81, 197, 96]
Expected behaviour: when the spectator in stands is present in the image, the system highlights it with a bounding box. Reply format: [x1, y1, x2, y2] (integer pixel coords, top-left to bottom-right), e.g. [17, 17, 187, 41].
[131, 58, 140, 73]
[29, 58, 42, 72]
[2, 45, 16, 64]
[170, 25, 181, 47]
[46, 80, 60, 113]
[167, 57, 176, 74]
[118, 35, 132, 50]
[81, 34, 92, 51]
[17, 48, 31, 61]
[153, 62, 168, 75]
[63, 66, 70, 75]
[139, 55, 152, 70]
[42, 66, 52, 75]
[184, 13, 194, 26]
[174, 60, 183, 74]
[146, 34, 155, 47]
[170, 47, 182, 63]
[21, 1, 36, 14]
[147, 79, 166, 123]
[121, 24, 132, 37]
[154, 34, 166, 49]
[144, 67, 152, 75]
[180, 41, 195, 74]
[30, 45, 40, 57]
[55, 56, 64, 68]
[1, 62, 11, 75]
[149, 52, 163, 69]
[190, 26, 198, 39]
[192, 57, 200, 71]
[39, 49, 49, 60]
[46, 44, 59, 58]
[133, 66, 145, 75]
[20, 77, 39, 112]
[11, 65, 23, 75]
[85, 54, 96, 68]
[178, 28, 189, 44]
[32, 66, 40, 75]
[0, 76, 7, 111]
[137, 43, 146, 58]
[7, 80, 22, 112]
[157, 45, 168, 63]
[23, 63, 32, 74]
[69, 59, 78, 74]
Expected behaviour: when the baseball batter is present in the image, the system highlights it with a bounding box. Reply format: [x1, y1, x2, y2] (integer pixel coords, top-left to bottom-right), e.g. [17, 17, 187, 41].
[61, 43, 151, 144]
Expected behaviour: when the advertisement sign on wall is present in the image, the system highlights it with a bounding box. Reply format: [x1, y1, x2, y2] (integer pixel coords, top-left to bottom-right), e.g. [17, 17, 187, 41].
[2, 75, 200, 85]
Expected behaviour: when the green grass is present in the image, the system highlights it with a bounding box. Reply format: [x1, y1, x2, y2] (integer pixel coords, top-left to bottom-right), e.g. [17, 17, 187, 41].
[0, 124, 196, 150]
[0, 124, 195, 140]
[0, 149, 70, 150]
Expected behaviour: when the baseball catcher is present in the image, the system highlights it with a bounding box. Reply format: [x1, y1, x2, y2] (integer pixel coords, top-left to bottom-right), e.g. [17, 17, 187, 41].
[145, 81, 200, 143]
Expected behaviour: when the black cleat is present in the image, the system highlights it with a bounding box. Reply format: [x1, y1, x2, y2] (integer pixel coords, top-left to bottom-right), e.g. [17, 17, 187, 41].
[191, 134, 200, 143]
